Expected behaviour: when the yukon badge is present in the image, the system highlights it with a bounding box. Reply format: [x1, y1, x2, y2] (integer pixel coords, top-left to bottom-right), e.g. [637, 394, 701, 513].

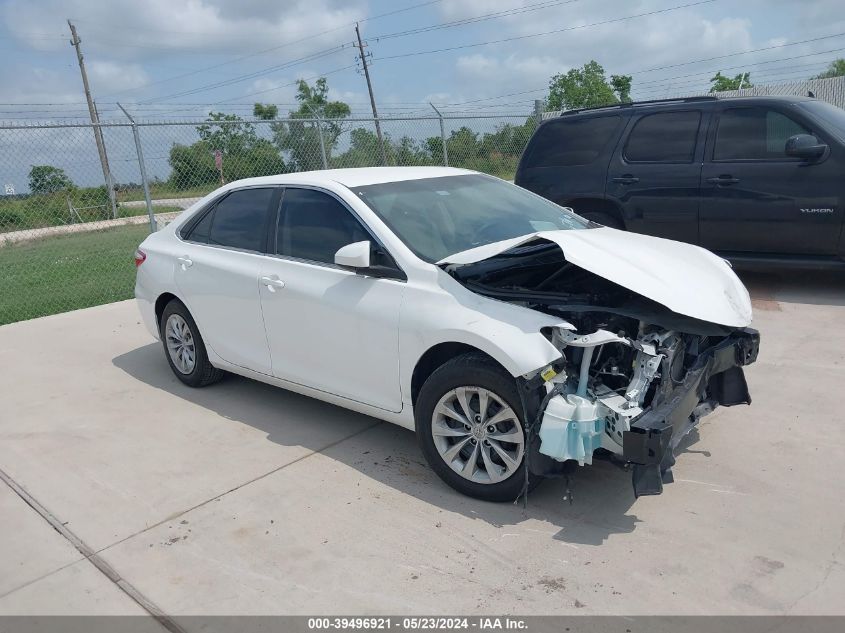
[800, 207, 835, 214]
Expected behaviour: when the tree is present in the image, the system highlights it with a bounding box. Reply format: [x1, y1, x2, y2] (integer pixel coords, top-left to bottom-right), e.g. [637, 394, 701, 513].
[28, 165, 73, 194]
[709, 71, 752, 92]
[333, 128, 431, 168]
[547, 61, 621, 110]
[813, 59, 845, 79]
[255, 77, 352, 171]
[253, 103, 278, 120]
[610, 74, 633, 102]
[421, 118, 537, 179]
[167, 112, 286, 190]
[196, 112, 262, 155]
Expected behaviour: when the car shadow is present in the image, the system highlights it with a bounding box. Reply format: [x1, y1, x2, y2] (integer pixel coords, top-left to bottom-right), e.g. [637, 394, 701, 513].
[112, 343, 713, 546]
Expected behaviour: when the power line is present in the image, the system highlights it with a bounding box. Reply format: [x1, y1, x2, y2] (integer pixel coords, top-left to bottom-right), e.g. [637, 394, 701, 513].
[148, 0, 712, 108]
[629, 31, 845, 75]
[100, 0, 443, 98]
[634, 64, 838, 97]
[369, 0, 582, 41]
[442, 35, 845, 111]
[373, 0, 716, 62]
[127, 0, 576, 105]
[137, 45, 350, 104]
[150, 64, 358, 118]
[633, 44, 845, 88]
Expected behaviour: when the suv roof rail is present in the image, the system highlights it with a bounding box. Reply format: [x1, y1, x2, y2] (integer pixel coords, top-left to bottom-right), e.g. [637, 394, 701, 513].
[559, 95, 718, 116]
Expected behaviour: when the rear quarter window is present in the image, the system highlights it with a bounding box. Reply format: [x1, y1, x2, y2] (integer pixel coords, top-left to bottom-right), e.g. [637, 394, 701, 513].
[524, 115, 623, 167]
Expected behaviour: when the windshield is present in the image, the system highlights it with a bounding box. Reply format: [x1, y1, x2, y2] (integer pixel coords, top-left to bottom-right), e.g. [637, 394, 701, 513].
[797, 100, 845, 143]
[353, 174, 590, 262]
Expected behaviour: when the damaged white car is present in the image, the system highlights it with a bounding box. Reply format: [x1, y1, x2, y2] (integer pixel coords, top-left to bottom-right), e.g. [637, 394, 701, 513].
[135, 167, 759, 501]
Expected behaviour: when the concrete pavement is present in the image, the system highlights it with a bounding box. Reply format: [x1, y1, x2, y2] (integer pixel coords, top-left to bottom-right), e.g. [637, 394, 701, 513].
[1, 270, 844, 617]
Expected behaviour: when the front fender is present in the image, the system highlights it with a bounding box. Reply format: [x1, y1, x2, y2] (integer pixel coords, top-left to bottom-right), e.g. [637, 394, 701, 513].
[399, 270, 569, 406]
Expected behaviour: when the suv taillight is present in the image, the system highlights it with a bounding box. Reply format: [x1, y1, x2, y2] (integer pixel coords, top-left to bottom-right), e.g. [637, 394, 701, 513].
[134, 249, 147, 267]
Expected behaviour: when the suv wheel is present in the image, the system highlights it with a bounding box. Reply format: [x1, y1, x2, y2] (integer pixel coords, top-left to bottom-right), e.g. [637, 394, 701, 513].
[415, 353, 541, 502]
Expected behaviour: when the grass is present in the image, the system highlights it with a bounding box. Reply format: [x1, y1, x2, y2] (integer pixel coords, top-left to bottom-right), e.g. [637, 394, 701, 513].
[116, 183, 215, 203]
[0, 224, 149, 325]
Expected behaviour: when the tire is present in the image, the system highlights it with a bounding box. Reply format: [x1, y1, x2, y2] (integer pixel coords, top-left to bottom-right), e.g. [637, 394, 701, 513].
[159, 299, 224, 388]
[415, 353, 542, 502]
[581, 210, 624, 230]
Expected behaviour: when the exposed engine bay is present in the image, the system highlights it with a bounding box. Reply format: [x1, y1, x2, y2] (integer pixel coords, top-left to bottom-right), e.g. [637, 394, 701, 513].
[443, 238, 760, 496]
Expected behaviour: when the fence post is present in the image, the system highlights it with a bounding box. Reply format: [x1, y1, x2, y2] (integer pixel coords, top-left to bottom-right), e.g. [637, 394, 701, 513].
[117, 103, 156, 233]
[534, 99, 544, 125]
[308, 107, 329, 170]
[429, 102, 448, 167]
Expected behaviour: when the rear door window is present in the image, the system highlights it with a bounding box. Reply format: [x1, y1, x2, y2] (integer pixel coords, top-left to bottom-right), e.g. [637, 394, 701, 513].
[525, 115, 623, 167]
[209, 188, 275, 251]
[624, 111, 701, 163]
[184, 187, 275, 251]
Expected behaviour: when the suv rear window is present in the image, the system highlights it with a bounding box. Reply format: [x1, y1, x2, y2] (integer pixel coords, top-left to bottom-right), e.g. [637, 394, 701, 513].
[624, 111, 701, 163]
[524, 115, 623, 167]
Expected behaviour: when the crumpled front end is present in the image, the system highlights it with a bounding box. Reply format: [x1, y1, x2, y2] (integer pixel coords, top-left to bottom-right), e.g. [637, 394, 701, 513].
[442, 233, 761, 497]
[530, 325, 759, 496]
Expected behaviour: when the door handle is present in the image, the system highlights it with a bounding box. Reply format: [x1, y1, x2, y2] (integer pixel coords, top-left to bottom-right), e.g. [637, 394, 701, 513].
[612, 175, 640, 185]
[260, 276, 286, 292]
[706, 175, 741, 185]
[176, 256, 193, 269]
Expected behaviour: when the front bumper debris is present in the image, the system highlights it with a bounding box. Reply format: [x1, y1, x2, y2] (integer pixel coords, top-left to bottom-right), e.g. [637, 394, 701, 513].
[622, 328, 760, 496]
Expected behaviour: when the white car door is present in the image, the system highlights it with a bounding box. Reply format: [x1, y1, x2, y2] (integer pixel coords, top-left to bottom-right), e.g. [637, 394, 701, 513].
[258, 187, 405, 412]
[174, 187, 278, 375]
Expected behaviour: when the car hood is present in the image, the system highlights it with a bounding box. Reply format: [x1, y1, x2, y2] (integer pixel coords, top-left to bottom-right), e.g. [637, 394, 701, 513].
[437, 227, 753, 328]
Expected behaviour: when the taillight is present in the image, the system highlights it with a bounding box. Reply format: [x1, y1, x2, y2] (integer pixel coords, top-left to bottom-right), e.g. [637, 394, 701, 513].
[134, 249, 147, 267]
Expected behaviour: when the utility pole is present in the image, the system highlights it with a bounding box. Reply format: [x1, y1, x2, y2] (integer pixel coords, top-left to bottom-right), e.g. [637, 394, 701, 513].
[534, 99, 544, 124]
[354, 23, 387, 166]
[68, 19, 117, 218]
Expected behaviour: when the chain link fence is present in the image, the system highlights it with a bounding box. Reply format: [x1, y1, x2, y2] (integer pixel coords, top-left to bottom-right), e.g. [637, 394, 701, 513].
[0, 112, 537, 325]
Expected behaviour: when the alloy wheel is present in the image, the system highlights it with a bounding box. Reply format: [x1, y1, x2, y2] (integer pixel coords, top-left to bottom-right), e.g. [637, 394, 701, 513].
[431, 386, 525, 484]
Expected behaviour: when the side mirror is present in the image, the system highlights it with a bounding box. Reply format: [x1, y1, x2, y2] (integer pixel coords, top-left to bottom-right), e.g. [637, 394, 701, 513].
[334, 240, 371, 269]
[785, 134, 827, 160]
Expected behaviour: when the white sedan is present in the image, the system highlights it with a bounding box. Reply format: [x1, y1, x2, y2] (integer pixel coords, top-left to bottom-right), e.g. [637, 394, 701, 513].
[135, 167, 759, 501]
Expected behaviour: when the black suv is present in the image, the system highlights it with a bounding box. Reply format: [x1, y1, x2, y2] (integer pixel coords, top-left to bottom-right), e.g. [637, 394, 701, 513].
[515, 96, 845, 267]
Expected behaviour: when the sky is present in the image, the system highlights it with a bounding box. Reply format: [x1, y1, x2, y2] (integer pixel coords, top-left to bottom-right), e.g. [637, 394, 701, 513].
[1, 0, 845, 122]
[1, 0, 845, 192]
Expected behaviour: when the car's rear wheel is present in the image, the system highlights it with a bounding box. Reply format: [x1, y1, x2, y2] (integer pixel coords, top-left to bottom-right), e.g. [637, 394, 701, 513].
[415, 353, 541, 501]
[160, 299, 224, 388]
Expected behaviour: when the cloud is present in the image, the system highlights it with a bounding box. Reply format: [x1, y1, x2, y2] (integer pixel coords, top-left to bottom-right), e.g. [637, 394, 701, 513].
[88, 61, 149, 93]
[1, 0, 365, 57]
[455, 54, 498, 75]
[431, 1, 764, 103]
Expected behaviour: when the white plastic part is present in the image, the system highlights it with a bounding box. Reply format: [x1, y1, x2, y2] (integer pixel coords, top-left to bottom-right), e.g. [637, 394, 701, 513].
[334, 240, 371, 269]
[538, 394, 603, 466]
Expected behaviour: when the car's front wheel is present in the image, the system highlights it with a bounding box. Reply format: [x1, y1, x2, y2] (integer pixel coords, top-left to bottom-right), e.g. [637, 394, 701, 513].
[415, 353, 540, 502]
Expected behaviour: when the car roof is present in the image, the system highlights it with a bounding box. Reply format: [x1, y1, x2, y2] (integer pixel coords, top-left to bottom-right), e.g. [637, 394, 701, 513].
[557, 94, 819, 117]
[217, 166, 477, 191]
